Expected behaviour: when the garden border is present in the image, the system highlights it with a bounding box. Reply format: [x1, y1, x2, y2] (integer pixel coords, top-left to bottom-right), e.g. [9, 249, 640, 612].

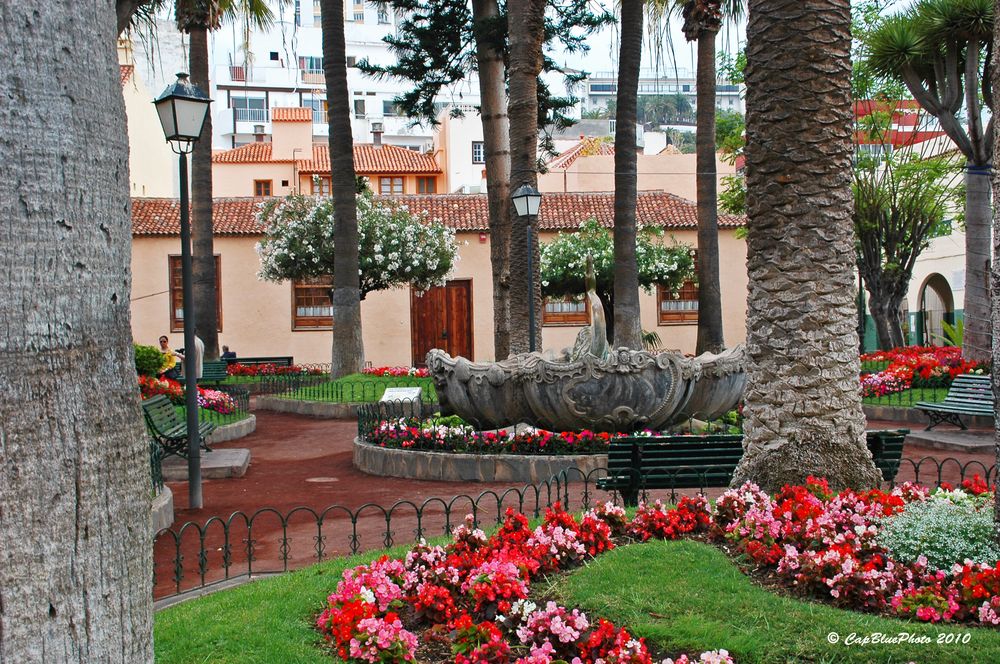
[353, 437, 607, 483]
[256, 396, 358, 418]
[205, 414, 257, 443]
[151, 486, 174, 533]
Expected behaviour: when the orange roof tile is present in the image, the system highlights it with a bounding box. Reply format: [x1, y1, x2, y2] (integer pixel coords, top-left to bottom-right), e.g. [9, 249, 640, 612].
[212, 142, 441, 174]
[131, 191, 743, 236]
[120, 64, 134, 86]
[271, 107, 313, 122]
[547, 137, 616, 170]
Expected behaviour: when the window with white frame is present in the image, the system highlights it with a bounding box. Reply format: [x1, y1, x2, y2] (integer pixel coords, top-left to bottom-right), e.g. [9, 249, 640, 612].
[472, 141, 485, 164]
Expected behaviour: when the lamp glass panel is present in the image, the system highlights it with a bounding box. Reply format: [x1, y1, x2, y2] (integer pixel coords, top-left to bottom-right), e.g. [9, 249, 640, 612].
[525, 195, 541, 215]
[155, 101, 178, 139]
[512, 195, 528, 217]
[173, 97, 210, 140]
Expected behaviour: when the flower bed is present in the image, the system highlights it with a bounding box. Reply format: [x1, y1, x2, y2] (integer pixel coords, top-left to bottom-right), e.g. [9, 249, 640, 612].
[226, 362, 326, 377]
[859, 345, 983, 399]
[367, 417, 616, 455]
[316, 476, 1000, 663]
[364, 366, 430, 378]
[317, 500, 728, 663]
[138, 375, 238, 415]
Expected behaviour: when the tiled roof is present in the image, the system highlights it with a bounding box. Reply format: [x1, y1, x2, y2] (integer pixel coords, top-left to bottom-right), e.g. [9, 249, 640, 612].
[547, 137, 616, 170]
[272, 107, 313, 122]
[120, 64, 134, 86]
[212, 142, 441, 174]
[132, 191, 744, 236]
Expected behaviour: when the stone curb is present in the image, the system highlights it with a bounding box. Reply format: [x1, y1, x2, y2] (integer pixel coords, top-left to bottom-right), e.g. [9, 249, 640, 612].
[256, 396, 358, 419]
[206, 414, 257, 443]
[151, 486, 174, 533]
[353, 438, 605, 484]
[863, 404, 992, 430]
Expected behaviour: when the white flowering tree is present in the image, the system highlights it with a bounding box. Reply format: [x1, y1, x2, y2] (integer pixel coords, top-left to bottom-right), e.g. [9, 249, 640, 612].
[540, 219, 694, 342]
[256, 192, 459, 298]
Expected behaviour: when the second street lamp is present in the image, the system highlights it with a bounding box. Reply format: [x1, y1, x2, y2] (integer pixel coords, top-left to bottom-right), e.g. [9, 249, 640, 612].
[153, 72, 212, 509]
[512, 184, 543, 352]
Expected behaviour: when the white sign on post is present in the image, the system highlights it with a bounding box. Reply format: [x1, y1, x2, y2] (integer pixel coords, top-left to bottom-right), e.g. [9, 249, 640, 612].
[380, 387, 423, 403]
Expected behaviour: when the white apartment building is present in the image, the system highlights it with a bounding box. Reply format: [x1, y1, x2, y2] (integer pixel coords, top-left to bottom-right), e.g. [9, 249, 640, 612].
[581, 68, 745, 117]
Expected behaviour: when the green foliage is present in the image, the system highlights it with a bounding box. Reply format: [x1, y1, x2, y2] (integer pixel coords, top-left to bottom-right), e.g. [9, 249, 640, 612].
[715, 110, 744, 155]
[718, 174, 746, 216]
[664, 129, 696, 153]
[717, 50, 746, 85]
[134, 344, 165, 377]
[933, 318, 964, 346]
[876, 495, 1000, 570]
[637, 94, 693, 125]
[641, 330, 662, 352]
[256, 192, 458, 297]
[540, 219, 694, 303]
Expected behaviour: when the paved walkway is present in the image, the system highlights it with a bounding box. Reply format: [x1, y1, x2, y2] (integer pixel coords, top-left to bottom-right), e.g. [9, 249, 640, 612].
[155, 410, 996, 600]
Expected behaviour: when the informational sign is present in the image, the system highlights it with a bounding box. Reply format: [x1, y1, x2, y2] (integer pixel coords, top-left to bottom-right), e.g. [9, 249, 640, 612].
[380, 387, 423, 403]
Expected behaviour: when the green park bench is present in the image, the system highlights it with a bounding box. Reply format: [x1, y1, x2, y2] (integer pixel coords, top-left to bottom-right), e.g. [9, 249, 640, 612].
[141, 394, 216, 458]
[197, 359, 230, 385]
[223, 356, 294, 367]
[596, 429, 909, 506]
[915, 374, 994, 431]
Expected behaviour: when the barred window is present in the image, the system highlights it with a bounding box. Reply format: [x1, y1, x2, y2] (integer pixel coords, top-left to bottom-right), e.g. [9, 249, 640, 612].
[169, 255, 222, 333]
[657, 281, 699, 324]
[543, 296, 590, 326]
[292, 277, 333, 330]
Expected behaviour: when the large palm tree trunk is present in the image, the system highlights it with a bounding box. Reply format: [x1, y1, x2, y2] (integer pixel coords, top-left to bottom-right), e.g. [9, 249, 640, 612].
[732, 0, 881, 493]
[190, 27, 220, 359]
[612, 0, 644, 350]
[1, 3, 153, 659]
[507, 0, 546, 354]
[694, 31, 725, 354]
[471, 0, 513, 360]
[321, 0, 364, 377]
[964, 165, 992, 362]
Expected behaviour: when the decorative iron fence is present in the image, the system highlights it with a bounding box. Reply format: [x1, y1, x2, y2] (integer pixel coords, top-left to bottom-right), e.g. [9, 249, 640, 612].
[153, 450, 995, 603]
[243, 374, 437, 403]
[861, 384, 951, 408]
[150, 439, 165, 496]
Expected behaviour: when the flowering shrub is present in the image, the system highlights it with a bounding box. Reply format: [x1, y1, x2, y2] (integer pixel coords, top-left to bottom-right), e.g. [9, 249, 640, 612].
[348, 613, 418, 663]
[364, 366, 430, 378]
[859, 345, 984, 398]
[138, 376, 238, 415]
[256, 192, 458, 297]
[197, 388, 238, 414]
[368, 418, 615, 455]
[226, 362, 325, 376]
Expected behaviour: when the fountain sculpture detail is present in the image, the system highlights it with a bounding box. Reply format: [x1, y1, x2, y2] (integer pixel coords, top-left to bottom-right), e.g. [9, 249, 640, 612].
[427, 259, 746, 433]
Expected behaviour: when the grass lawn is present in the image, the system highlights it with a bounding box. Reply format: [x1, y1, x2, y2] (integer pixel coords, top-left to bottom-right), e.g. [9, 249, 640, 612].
[861, 386, 949, 407]
[155, 536, 1000, 664]
[279, 373, 437, 403]
[174, 405, 252, 426]
[558, 539, 1000, 663]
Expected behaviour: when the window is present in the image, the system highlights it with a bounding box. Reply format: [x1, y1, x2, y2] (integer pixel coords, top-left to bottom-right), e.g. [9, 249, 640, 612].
[169, 255, 222, 333]
[298, 55, 323, 74]
[352, 2, 365, 22]
[346, 56, 357, 68]
[590, 83, 616, 93]
[312, 0, 321, 20]
[354, 98, 366, 118]
[383, 100, 402, 116]
[658, 281, 699, 324]
[417, 177, 436, 194]
[269, 51, 280, 61]
[472, 141, 485, 164]
[254, 179, 272, 197]
[231, 95, 267, 122]
[292, 277, 333, 329]
[543, 296, 590, 326]
[377, 8, 390, 23]
[379, 177, 404, 194]
[312, 175, 330, 195]
[305, 98, 328, 124]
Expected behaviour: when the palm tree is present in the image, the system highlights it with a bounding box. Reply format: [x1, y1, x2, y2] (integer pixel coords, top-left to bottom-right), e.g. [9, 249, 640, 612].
[677, 0, 744, 354]
[507, 0, 547, 354]
[176, 0, 278, 360]
[321, 0, 364, 377]
[3, 2, 153, 658]
[471, 0, 514, 359]
[612, 0, 645, 349]
[865, 0, 993, 363]
[731, 0, 882, 492]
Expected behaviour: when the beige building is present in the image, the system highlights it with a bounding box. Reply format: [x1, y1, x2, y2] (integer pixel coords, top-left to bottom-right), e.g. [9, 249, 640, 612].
[119, 51, 176, 198]
[131, 191, 748, 365]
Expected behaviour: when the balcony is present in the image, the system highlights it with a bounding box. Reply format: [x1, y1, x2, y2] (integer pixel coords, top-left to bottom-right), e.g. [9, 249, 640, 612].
[234, 108, 270, 123]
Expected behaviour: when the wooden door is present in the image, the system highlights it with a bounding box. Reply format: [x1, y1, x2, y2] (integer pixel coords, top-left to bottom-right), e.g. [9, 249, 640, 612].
[410, 280, 473, 365]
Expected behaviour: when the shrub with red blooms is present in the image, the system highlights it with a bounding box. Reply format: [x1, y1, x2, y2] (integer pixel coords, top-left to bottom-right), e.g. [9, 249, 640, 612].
[576, 618, 651, 664]
[628, 496, 712, 542]
[963, 475, 991, 496]
[578, 514, 614, 558]
[316, 598, 378, 660]
[226, 361, 324, 376]
[451, 614, 511, 664]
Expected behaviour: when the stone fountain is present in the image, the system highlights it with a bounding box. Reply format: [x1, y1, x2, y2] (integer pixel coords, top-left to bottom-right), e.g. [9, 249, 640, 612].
[426, 259, 746, 433]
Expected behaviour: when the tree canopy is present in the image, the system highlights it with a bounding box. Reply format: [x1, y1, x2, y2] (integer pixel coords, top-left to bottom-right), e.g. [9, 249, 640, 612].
[256, 192, 458, 297]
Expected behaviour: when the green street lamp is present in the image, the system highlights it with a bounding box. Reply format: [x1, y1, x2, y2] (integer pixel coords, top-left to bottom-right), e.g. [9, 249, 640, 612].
[511, 184, 543, 352]
[154, 73, 212, 509]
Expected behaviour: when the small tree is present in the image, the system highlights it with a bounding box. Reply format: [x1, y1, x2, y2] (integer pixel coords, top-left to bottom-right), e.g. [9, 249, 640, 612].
[540, 219, 694, 344]
[256, 193, 458, 298]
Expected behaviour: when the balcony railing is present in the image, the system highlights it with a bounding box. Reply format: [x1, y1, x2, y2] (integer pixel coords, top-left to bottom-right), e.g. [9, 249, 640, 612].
[234, 108, 269, 123]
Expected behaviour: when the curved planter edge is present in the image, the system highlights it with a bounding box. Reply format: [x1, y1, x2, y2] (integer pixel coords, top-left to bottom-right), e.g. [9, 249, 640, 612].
[151, 486, 174, 532]
[206, 414, 257, 444]
[353, 437, 606, 484]
[256, 396, 358, 419]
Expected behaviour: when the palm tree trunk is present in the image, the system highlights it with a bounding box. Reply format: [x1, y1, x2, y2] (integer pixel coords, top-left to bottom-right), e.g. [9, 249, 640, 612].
[321, 0, 364, 377]
[1, 3, 153, 659]
[732, 0, 881, 493]
[507, 0, 546, 354]
[694, 30, 725, 354]
[612, 0, 644, 350]
[471, 0, 513, 360]
[963, 164, 991, 363]
[189, 27, 220, 359]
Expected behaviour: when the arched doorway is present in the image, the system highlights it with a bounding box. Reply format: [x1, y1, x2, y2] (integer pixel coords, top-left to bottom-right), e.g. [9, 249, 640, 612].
[918, 274, 954, 346]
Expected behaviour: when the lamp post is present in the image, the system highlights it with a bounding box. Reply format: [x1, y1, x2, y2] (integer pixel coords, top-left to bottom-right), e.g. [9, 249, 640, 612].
[154, 73, 212, 509]
[511, 184, 543, 352]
